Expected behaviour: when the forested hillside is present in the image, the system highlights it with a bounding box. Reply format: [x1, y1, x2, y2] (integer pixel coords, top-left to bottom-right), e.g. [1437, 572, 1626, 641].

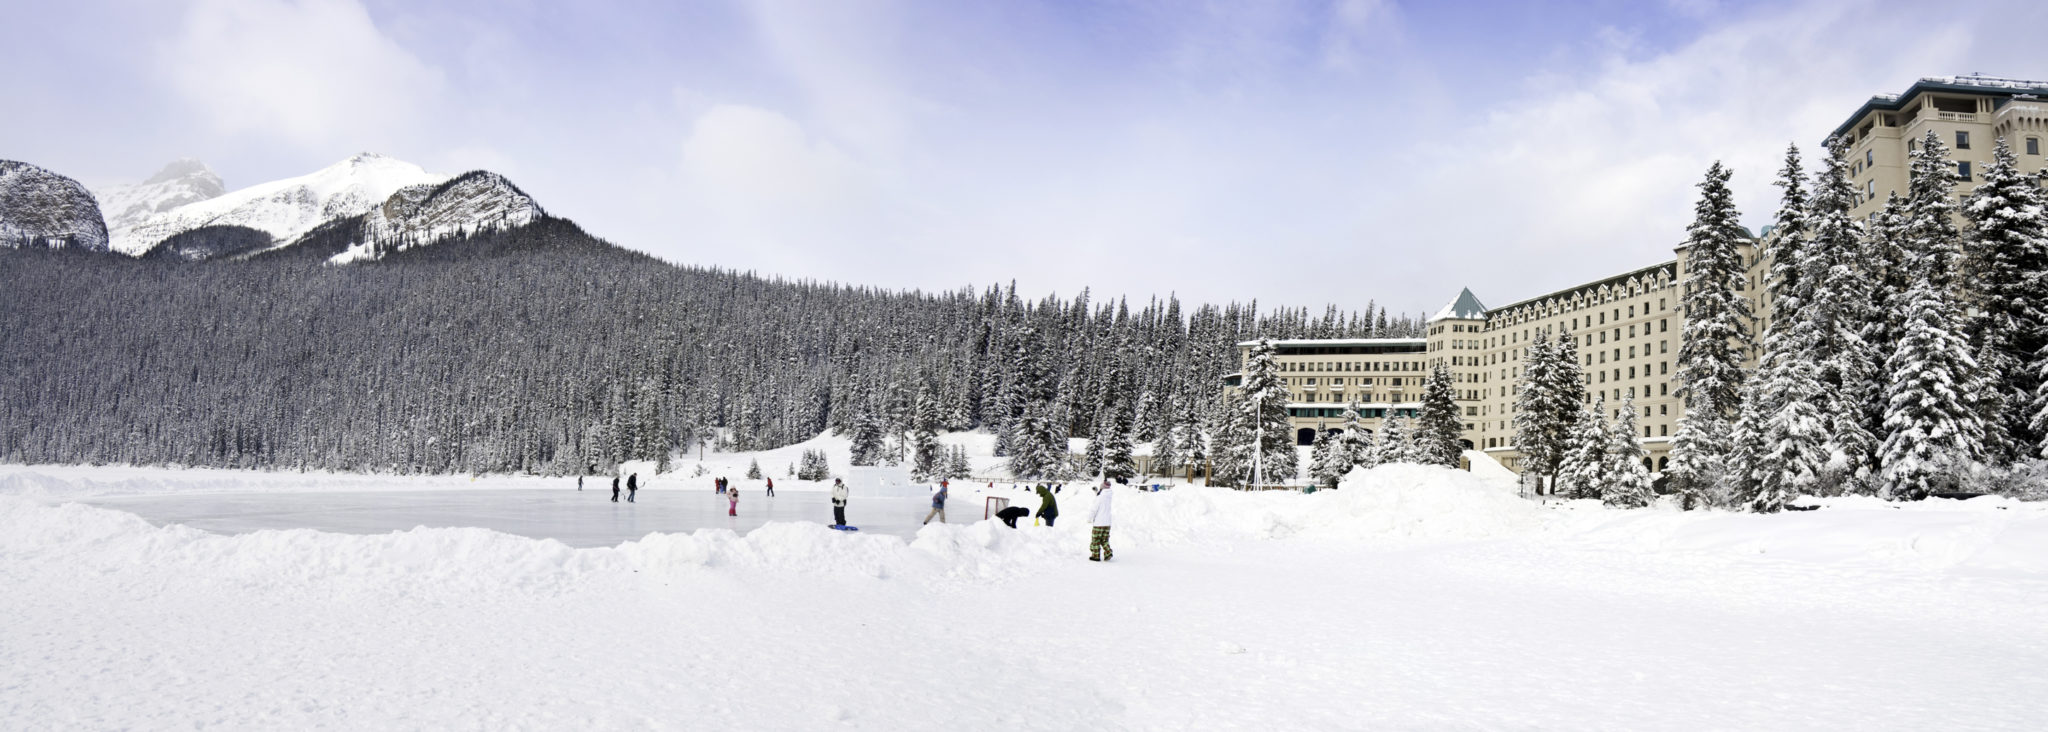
[0, 218, 1418, 474]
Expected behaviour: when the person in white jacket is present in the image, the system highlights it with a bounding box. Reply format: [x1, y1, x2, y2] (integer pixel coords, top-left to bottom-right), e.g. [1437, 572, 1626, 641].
[1088, 479, 1114, 562]
[831, 478, 850, 527]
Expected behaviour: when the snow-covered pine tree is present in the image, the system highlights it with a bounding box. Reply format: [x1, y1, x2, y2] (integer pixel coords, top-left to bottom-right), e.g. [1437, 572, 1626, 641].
[849, 408, 885, 466]
[946, 445, 973, 480]
[1668, 162, 1753, 507]
[1308, 429, 1347, 489]
[1415, 362, 1464, 468]
[1339, 402, 1375, 468]
[1730, 144, 1831, 511]
[910, 386, 943, 481]
[746, 458, 762, 480]
[1082, 407, 1109, 476]
[1511, 329, 1563, 488]
[1803, 138, 1883, 494]
[1373, 416, 1413, 465]
[1906, 130, 1966, 291]
[1962, 137, 2048, 461]
[1151, 410, 1182, 478]
[1100, 403, 1138, 482]
[1174, 400, 1208, 482]
[1208, 393, 1252, 486]
[1005, 403, 1058, 480]
[787, 462, 795, 478]
[1880, 272, 1987, 499]
[1240, 338, 1298, 484]
[1557, 398, 1609, 500]
[1605, 397, 1655, 508]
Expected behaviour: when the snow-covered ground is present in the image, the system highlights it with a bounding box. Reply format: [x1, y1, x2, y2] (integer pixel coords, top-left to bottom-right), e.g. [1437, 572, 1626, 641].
[5, 460, 2047, 729]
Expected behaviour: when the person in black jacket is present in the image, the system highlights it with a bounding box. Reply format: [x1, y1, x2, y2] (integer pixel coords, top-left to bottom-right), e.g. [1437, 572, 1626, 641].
[627, 473, 639, 503]
[995, 505, 1031, 528]
[611, 476, 621, 503]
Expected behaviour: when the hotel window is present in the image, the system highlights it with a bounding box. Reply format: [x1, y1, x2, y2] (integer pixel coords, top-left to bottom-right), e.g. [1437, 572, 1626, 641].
[1660, 361, 1668, 375]
[1867, 179, 1875, 199]
[1865, 149, 1873, 166]
[1660, 383, 1668, 396]
[1956, 130, 1970, 150]
[1959, 161, 1972, 182]
[1661, 424, 1668, 437]
[2029, 137, 2041, 156]
[1660, 318, 1668, 332]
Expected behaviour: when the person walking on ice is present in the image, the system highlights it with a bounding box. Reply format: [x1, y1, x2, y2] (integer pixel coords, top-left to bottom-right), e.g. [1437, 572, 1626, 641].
[1088, 479, 1114, 562]
[922, 479, 949, 525]
[611, 476, 621, 503]
[727, 485, 740, 517]
[831, 478, 850, 528]
[766, 477, 775, 497]
[627, 473, 639, 503]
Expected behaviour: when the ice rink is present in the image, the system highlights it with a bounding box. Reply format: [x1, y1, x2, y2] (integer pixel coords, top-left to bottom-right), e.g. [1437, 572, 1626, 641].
[81, 487, 985, 544]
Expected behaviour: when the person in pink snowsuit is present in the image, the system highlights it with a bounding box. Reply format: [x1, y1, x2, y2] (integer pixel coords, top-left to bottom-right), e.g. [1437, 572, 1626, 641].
[728, 486, 739, 516]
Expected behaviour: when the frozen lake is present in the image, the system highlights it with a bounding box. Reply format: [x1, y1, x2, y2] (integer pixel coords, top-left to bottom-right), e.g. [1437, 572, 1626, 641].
[82, 487, 983, 545]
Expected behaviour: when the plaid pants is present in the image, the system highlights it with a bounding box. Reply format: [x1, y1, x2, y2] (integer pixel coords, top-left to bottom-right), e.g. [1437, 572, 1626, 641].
[1089, 526, 1113, 560]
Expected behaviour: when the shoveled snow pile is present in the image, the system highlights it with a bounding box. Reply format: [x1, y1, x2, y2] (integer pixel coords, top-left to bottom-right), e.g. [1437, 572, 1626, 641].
[1113, 463, 1539, 546]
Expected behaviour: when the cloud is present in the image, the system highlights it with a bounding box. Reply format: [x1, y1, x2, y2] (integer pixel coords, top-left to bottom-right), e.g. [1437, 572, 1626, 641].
[673, 103, 901, 272]
[160, 0, 444, 149]
[1353, 0, 2047, 309]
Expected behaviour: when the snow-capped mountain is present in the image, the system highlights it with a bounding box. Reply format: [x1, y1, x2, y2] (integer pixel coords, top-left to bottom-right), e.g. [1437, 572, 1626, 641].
[107, 153, 449, 256]
[1, 159, 111, 252]
[95, 159, 226, 249]
[330, 171, 546, 263]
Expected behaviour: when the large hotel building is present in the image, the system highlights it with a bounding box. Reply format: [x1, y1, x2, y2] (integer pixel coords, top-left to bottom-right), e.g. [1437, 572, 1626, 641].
[1227, 75, 2048, 475]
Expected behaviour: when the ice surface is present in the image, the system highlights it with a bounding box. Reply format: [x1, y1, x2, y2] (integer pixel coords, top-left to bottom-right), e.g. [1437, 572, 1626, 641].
[6, 462, 2048, 729]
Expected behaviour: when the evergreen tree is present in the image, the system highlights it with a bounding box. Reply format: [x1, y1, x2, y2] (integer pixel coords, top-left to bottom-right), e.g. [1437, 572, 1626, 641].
[1174, 400, 1208, 482]
[746, 458, 762, 480]
[849, 408, 885, 466]
[1668, 162, 1752, 507]
[1240, 339, 1297, 484]
[1880, 279, 1986, 499]
[1339, 403, 1375, 468]
[1605, 397, 1655, 508]
[1963, 137, 2048, 460]
[909, 386, 943, 481]
[1414, 362, 1464, 468]
[1372, 417, 1414, 465]
[1731, 144, 1830, 511]
[1151, 411, 1182, 478]
[1100, 403, 1137, 481]
[1208, 393, 1252, 486]
[1557, 398, 1609, 500]
[1805, 139, 1883, 494]
[1308, 430, 1347, 489]
[1511, 329, 1565, 487]
[946, 445, 973, 480]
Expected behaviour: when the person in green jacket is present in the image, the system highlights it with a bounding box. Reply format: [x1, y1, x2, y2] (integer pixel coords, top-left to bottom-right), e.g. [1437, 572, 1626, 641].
[1034, 484, 1059, 527]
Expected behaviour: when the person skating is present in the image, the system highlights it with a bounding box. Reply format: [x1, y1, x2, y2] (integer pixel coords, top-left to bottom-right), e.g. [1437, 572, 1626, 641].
[727, 485, 739, 517]
[830, 478, 850, 527]
[921, 479, 949, 525]
[578, 475, 584, 491]
[1088, 480, 1114, 562]
[627, 473, 639, 503]
[1035, 484, 1059, 527]
[611, 476, 620, 503]
[766, 477, 775, 497]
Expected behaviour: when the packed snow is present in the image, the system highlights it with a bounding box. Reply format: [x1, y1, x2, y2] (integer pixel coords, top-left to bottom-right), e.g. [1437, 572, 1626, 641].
[5, 455, 2046, 729]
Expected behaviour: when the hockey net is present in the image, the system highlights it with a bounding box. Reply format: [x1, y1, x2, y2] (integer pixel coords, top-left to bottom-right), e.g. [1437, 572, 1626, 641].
[984, 496, 1010, 519]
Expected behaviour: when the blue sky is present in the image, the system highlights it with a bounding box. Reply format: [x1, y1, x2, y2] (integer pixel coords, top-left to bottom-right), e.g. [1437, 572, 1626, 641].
[4, 0, 2044, 317]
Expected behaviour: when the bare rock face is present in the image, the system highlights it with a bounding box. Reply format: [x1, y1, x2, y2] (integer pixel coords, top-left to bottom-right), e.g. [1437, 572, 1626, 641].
[330, 171, 546, 263]
[0, 159, 111, 252]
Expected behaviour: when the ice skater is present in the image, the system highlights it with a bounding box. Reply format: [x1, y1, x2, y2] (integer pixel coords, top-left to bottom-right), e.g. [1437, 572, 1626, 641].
[1088, 481, 1114, 562]
[831, 478, 849, 527]
[578, 475, 584, 491]
[611, 476, 621, 503]
[728, 485, 740, 516]
[766, 477, 775, 497]
[1035, 484, 1059, 527]
[922, 479, 949, 525]
[627, 473, 639, 503]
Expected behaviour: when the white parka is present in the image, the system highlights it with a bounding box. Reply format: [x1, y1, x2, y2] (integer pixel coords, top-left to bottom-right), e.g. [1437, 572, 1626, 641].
[1090, 487, 1114, 527]
[831, 482, 849, 507]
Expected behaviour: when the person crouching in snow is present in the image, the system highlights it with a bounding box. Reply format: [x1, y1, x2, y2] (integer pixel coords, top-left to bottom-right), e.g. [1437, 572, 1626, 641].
[1088, 481, 1114, 562]
[728, 486, 739, 517]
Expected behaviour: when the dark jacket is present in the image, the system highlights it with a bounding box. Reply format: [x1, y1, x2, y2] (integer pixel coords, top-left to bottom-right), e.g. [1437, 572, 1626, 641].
[627, 475, 638, 491]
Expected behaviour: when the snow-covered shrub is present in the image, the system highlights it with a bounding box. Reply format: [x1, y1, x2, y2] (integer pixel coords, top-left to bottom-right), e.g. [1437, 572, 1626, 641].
[1963, 459, 2048, 500]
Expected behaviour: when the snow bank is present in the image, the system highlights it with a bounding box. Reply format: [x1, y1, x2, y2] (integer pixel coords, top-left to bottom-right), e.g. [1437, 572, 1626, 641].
[1110, 463, 1540, 546]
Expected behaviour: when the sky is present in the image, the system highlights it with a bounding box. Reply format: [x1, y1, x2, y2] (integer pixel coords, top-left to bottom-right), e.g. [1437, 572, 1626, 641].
[4, 0, 2046, 318]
